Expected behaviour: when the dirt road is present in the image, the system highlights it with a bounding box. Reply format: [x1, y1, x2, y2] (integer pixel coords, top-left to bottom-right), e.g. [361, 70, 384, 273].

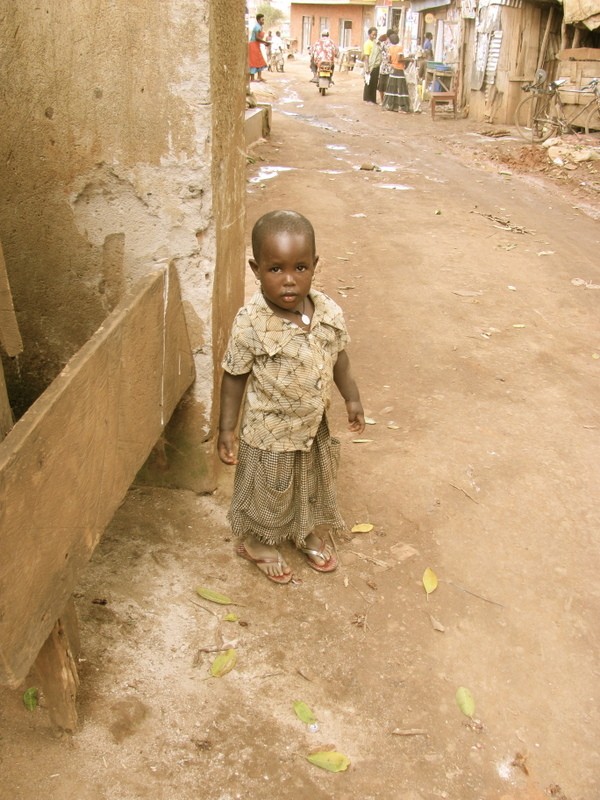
[1, 60, 599, 800]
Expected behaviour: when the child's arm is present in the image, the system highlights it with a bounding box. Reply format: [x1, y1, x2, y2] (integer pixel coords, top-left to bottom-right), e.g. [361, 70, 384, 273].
[333, 350, 365, 433]
[218, 371, 250, 465]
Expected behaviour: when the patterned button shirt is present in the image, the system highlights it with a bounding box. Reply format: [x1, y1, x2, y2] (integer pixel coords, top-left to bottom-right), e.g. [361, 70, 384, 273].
[222, 289, 349, 452]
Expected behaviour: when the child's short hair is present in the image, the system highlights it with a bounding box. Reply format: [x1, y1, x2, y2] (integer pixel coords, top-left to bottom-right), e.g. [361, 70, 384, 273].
[251, 210, 316, 260]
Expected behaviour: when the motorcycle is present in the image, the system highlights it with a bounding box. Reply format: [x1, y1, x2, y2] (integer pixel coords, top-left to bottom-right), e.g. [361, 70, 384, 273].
[316, 61, 333, 95]
[268, 50, 284, 72]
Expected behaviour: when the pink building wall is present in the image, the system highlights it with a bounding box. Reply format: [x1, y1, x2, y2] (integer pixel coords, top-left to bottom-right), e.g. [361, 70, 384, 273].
[290, 4, 374, 53]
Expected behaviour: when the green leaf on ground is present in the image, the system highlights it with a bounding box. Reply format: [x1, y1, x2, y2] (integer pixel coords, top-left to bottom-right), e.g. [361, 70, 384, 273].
[23, 687, 38, 711]
[307, 750, 351, 772]
[196, 587, 234, 605]
[293, 700, 317, 725]
[210, 648, 237, 677]
[456, 686, 475, 718]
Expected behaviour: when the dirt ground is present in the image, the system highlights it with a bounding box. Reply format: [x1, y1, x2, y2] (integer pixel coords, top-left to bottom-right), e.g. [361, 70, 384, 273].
[1, 59, 599, 800]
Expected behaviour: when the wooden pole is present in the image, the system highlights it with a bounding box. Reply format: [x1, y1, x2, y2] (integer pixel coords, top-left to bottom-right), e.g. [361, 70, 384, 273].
[537, 6, 555, 72]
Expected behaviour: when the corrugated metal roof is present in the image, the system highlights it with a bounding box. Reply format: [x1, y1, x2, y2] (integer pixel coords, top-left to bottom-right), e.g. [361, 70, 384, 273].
[409, 0, 451, 12]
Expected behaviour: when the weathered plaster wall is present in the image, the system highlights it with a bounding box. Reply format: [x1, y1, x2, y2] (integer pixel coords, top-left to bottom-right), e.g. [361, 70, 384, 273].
[0, 1, 247, 491]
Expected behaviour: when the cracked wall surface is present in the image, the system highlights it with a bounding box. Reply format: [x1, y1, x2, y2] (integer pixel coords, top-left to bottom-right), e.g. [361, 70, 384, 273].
[0, 0, 247, 491]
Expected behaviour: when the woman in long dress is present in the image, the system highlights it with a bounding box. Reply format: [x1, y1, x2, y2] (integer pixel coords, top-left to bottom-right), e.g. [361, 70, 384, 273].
[382, 34, 411, 113]
[248, 14, 268, 82]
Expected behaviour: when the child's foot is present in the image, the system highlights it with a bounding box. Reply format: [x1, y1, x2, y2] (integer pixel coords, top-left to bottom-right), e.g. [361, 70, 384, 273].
[237, 538, 292, 584]
[300, 533, 338, 573]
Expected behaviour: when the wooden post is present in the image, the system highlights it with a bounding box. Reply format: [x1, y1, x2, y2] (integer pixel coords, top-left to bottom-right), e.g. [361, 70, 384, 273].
[32, 598, 80, 732]
[536, 6, 555, 72]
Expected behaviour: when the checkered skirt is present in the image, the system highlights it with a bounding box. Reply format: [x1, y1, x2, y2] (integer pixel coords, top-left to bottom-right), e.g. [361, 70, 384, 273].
[228, 417, 345, 547]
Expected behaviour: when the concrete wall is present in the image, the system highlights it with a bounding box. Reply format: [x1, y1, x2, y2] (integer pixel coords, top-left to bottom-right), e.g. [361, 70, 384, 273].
[0, 1, 247, 492]
[290, 4, 371, 52]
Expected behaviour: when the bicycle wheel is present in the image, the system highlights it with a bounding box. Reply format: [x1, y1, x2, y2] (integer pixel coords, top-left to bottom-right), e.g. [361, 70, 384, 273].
[514, 94, 558, 143]
[584, 103, 600, 134]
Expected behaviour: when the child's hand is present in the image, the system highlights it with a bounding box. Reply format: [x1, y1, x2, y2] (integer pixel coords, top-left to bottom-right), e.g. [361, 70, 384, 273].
[346, 401, 365, 434]
[218, 431, 239, 465]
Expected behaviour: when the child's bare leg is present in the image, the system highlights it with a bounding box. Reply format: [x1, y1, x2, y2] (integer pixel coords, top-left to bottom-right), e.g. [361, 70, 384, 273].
[240, 535, 291, 578]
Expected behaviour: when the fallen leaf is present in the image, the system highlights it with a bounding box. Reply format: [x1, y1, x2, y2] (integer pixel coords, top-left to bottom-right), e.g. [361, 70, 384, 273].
[352, 523, 374, 533]
[429, 615, 445, 632]
[537, 250, 555, 256]
[422, 567, 438, 596]
[364, 417, 377, 425]
[452, 290, 483, 297]
[223, 613, 239, 622]
[307, 751, 351, 772]
[387, 422, 400, 430]
[456, 686, 475, 718]
[352, 438, 373, 443]
[196, 587, 234, 605]
[381, 406, 394, 414]
[210, 648, 237, 677]
[512, 324, 526, 328]
[293, 700, 317, 725]
[512, 751, 529, 775]
[296, 667, 315, 682]
[391, 728, 428, 736]
[23, 687, 38, 711]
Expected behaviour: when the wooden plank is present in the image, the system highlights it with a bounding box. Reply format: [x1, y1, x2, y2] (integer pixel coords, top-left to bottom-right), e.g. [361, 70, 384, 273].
[32, 611, 80, 732]
[0, 240, 23, 358]
[0, 264, 195, 686]
[0, 361, 12, 440]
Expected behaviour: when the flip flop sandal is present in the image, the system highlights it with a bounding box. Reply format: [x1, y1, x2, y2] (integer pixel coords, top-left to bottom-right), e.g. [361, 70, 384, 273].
[300, 538, 338, 573]
[236, 543, 292, 584]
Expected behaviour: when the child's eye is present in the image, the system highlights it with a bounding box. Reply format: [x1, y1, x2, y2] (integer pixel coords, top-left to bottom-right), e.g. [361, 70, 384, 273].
[269, 265, 281, 272]
[296, 264, 307, 271]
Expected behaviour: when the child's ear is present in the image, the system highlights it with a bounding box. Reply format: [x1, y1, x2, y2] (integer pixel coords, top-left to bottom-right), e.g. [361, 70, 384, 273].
[314, 254, 320, 268]
[249, 258, 259, 276]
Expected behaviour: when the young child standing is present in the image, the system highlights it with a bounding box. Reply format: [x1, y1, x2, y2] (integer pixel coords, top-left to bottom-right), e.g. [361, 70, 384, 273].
[218, 210, 365, 584]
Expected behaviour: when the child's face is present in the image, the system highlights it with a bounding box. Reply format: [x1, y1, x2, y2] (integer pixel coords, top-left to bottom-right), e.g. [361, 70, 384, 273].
[250, 231, 318, 313]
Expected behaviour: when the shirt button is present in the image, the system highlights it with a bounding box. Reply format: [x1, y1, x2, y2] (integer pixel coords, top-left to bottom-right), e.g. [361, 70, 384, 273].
[316, 379, 322, 389]
[306, 438, 314, 447]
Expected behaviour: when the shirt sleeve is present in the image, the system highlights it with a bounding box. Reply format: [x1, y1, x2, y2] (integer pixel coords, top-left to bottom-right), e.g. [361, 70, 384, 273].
[221, 309, 256, 375]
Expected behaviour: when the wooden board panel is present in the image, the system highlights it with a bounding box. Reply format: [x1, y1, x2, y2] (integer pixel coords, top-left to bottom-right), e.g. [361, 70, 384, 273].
[0, 264, 195, 686]
[0, 240, 23, 358]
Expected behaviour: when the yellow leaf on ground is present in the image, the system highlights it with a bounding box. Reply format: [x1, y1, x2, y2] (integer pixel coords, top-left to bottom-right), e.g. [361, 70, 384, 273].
[456, 686, 475, 718]
[210, 648, 237, 677]
[307, 751, 351, 772]
[422, 567, 438, 595]
[351, 523, 374, 533]
[352, 438, 373, 443]
[364, 417, 377, 425]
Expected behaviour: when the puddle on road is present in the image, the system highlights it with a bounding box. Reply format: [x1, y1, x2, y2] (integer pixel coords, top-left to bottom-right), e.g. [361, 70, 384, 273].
[280, 90, 303, 105]
[424, 175, 449, 184]
[376, 183, 414, 191]
[249, 166, 295, 184]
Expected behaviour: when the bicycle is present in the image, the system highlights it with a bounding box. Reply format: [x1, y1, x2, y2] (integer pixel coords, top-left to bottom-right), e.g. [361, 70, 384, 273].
[514, 69, 600, 143]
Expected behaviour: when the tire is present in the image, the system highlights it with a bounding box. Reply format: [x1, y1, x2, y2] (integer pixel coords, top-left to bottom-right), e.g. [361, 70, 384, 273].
[514, 94, 557, 143]
[584, 104, 600, 134]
